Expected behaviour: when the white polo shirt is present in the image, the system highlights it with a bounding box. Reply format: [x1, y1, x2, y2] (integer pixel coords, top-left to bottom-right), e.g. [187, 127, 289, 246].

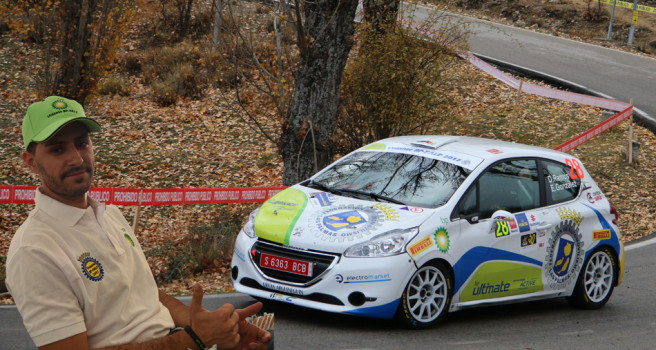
[6, 190, 175, 348]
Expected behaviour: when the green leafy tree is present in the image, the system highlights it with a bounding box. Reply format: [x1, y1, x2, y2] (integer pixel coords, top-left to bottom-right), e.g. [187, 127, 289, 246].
[337, 4, 469, 153]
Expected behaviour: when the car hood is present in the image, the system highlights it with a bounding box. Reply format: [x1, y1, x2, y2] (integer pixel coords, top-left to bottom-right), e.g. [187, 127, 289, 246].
[253, 186, 434, 254]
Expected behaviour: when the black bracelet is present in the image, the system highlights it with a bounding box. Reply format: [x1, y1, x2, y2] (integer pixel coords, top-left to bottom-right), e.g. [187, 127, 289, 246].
[184, 325, 207, 350]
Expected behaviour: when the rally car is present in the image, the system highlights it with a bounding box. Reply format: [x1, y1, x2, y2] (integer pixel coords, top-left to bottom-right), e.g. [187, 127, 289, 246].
[230, 135, 624, 328]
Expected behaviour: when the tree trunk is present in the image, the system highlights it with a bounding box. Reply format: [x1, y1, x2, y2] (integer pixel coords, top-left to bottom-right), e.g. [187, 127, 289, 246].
[213, 0, 223, 50]
[280, 0, 360, 185]
[54, 0, 96, 104]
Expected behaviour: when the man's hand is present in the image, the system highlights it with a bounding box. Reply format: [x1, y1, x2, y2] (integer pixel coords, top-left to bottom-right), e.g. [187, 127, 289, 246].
[233, 302, 272, 350]
[189, 283, 240, 349]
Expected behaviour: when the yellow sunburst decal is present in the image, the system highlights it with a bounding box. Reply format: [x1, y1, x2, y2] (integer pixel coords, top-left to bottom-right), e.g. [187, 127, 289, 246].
[434, 227, 450, 253]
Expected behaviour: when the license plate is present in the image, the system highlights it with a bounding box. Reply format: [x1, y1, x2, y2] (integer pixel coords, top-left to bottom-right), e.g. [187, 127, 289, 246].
[260, 253, 313, 277]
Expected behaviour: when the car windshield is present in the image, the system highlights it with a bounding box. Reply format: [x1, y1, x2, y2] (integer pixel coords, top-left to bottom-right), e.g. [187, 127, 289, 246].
[308, 151, 471, 208]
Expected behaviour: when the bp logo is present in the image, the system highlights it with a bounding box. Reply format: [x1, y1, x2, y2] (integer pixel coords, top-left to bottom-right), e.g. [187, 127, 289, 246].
[78, 252, 104, 282]
[433, 227, 450, 253]
[544, 220, 583, 289]
[313, 205, 383, 243]
[52, 100, 67, 109]
[124, 234, 135, 247]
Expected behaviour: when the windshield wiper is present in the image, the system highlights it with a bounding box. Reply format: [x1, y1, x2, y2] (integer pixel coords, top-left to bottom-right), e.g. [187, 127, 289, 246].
[305, 180, 342, 195]
[337, 187, 406, 205]
[305, 180, 406, 205]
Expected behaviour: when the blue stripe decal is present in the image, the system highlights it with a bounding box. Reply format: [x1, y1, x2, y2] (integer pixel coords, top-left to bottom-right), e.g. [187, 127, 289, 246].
[582, 204, 621, 259]
[344, 298, 400, 319]
[453, 246, 542, 293]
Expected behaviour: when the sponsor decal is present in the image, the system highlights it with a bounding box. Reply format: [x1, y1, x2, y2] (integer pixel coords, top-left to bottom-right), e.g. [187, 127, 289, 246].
[310, 192, 335, 207]
[234, 249, 246, 262]
[593, 229, 611, 241]
[385, 146, 482, 170]
[262, 281, 304, 295]
[408, 236, 433, 256]
[269, 293, 296, 302]
[486, 148, 503, 154]
[544, 220, 584, 289]
[361, 143, 386, 150]
[255, 188, 308, 245]
[417, 140, 438, 146]
[373, 203, 399, 221]
[508, 218, 518, 231]
[324, 210, 366, 231]
[556, 207, 583, 225]
[335, 273, 391, 283]
[521, 233, 537, 248]
[433, 227, 450, 253]
[471, 281, 510, 296]
[587, 191, 604, 204]
[460, 262, 543, 302]
[400, 206, 424, 213]
[515, 213, 531, 233]
[517, 278, 539, 290]
[313, 205, 383, 243]
[78, 252, 104, 282]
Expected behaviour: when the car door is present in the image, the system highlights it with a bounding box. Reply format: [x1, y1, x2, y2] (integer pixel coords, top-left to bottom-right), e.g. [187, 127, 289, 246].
[537, 158, 585, 292]
[450, 158, 546, 304]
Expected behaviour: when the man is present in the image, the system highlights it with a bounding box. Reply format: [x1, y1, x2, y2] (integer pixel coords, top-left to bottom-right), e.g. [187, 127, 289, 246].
[6, 96, 271, 350]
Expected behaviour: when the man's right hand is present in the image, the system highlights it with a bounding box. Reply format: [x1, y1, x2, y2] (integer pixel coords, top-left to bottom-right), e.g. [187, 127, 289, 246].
[189, 283, 241, 349]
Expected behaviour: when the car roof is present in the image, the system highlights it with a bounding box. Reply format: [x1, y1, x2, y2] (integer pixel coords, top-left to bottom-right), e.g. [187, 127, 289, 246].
[376, 135, 569, 162]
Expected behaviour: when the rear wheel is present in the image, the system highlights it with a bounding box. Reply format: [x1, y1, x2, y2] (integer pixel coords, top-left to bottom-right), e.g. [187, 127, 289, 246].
[396, 262, 452, 329]
[567, 247, 617, 309]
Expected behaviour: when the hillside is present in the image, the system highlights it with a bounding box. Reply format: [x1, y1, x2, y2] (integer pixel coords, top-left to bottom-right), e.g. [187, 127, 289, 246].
[2, 0, 656, 299]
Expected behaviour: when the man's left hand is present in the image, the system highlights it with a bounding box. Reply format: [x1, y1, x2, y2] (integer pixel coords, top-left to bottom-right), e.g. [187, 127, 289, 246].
[232, 302, 272, 350]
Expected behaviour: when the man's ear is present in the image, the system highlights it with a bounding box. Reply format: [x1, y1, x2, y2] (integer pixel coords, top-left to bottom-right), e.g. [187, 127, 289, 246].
[22, 150, 39, 174]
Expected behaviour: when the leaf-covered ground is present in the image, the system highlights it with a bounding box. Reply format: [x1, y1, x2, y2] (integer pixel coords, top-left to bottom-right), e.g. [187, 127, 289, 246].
[2, 3, 656, 302]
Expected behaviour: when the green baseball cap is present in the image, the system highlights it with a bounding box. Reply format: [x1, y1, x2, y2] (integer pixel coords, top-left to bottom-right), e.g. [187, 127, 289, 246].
[22, 96, 101, 149]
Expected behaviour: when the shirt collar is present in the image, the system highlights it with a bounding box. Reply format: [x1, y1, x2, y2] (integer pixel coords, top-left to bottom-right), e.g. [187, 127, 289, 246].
[34, 189, 105, 227]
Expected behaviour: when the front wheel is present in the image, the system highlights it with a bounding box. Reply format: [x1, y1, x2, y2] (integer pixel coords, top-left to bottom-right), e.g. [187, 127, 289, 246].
[395, 262, 452, 329]
[567, 247, 617, 309]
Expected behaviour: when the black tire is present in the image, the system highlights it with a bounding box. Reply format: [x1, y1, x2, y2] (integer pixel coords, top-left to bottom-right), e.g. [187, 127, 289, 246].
[395, 262, 452, 329]
[567, 246, 617, 309]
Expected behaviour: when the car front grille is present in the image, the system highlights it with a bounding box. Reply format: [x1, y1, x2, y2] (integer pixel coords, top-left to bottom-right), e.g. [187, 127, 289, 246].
[250, 240, 339, 286]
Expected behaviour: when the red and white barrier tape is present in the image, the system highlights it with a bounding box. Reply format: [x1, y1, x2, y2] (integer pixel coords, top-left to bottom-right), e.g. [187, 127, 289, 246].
[462, 52, 632, 112]
[554, 105, 633, 153]
[0, 185, 287, 205]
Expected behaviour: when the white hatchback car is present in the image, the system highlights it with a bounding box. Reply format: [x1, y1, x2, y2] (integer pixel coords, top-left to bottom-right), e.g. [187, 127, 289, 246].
[230, 135, 624, 328]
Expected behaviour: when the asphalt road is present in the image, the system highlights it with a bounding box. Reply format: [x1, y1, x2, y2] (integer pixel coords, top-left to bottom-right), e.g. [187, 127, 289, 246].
[412, 5, 656, 130]
[2, 237, 655, 350]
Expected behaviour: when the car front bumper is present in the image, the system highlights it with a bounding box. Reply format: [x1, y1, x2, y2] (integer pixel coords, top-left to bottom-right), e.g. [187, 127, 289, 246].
[231, 231, 417, 319]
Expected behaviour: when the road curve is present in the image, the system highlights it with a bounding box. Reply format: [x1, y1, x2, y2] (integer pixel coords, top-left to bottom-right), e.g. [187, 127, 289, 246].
[414, 5, 656, 131]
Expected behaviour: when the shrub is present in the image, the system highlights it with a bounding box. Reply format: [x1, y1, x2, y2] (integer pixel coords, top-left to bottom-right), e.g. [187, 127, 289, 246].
[148, 206, 254, 284]
[337, 10, 468, 153]
[97, 76, 131, 96]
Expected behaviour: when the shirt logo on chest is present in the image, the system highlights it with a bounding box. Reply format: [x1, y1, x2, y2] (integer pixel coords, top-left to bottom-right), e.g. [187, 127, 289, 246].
[78, 252, 104, 282]
[122, 228, 135, 247]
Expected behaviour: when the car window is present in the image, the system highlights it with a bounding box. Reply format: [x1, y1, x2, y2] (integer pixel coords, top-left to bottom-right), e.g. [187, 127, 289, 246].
[543, 159, 581, 204]
[477, 159, 540, 219]
[312, 151, 471, 208]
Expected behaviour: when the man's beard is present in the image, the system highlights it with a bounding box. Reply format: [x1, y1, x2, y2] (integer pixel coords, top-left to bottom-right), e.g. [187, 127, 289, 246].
[37, 162, 94, 199]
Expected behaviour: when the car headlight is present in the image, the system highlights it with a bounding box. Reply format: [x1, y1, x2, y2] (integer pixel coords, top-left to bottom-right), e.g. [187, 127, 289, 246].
[344, 227, 419, 258]
[242, 207, 260, 238]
